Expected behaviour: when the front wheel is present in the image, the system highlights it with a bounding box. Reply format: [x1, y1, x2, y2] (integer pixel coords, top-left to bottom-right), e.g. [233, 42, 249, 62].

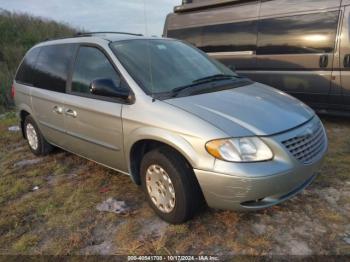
[140, 147, 203, 224]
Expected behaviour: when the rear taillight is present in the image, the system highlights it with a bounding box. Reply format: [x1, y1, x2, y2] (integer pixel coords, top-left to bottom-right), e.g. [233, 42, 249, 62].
[11, 84, 15, 98]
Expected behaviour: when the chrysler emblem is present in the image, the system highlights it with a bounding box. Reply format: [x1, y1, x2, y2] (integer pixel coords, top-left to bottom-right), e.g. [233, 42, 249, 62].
[305, 127, 314, 136]
[297, 123, 317, 138]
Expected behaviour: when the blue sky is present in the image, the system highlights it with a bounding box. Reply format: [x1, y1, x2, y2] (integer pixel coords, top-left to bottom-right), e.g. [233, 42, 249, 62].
[0, 0, 181, 36]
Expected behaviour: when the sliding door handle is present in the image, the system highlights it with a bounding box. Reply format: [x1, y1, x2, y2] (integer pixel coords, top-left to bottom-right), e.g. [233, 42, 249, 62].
[319, 55, 328, 68]
[344, 54, 350, 68]
[65, 109, 77, 118]
[53, 106, 64, 114]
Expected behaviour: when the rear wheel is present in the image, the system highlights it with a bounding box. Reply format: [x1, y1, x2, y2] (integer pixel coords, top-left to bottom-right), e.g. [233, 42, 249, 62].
[24, 115, 53, 156]
[140, 147, 203, 224]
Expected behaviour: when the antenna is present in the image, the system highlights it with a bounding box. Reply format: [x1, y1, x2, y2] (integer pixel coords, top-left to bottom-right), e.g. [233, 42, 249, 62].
[143, 0, 149, 36]
[143, 0, 155, 101]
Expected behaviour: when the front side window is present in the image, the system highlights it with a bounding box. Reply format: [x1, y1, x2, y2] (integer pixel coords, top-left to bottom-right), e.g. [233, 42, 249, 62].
[71, 46, 121, 95]
[35, 44, 75, 93]
[110, 39, 247, 97]
[257, 11, 339, 55]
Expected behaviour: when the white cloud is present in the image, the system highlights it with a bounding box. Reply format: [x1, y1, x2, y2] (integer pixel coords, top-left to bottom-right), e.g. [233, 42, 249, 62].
[0, 0, 181, 36]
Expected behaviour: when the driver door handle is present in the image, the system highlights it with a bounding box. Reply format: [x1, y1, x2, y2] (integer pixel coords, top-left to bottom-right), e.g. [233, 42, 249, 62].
[65, 109, 78, 118]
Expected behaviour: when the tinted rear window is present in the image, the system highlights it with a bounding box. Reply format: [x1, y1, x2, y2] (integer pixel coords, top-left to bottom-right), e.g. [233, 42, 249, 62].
[34, 44, 76, 93]
[257, 11, 339, 55]
[15, 47, 41, 86]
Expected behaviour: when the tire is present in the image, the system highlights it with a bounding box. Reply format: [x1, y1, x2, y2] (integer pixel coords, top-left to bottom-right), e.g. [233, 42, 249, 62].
[24, 115, 53, 156]
[140, 147, 203, 224]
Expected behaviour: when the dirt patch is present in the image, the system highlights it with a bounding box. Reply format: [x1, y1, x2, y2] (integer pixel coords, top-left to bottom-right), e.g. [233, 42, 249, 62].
[96, 198, 131, 215]
[14, 158, 44, 168]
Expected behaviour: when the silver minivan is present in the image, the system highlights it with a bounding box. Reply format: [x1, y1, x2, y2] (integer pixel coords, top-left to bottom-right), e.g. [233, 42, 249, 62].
[14, 33, 328, 223]
[164, 0, 350, 114]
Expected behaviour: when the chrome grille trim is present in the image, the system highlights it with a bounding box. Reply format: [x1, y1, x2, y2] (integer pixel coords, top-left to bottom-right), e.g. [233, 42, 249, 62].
[282, 122, 326, 165]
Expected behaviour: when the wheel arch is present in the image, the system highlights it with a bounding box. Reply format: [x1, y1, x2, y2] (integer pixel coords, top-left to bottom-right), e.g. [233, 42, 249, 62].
[18, 106, 33, 139]
[126, 128, 200, 185]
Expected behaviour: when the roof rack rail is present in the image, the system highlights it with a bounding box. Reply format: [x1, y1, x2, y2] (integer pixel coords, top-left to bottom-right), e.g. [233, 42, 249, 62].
[75, 31, 143, 37]
[43, 34, 77, 42]
[175, 0, 255, 13]
[42, 31, 144, 43]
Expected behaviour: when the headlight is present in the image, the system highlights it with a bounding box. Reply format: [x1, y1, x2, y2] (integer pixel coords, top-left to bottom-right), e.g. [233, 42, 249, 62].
[205, 137, 273, 162]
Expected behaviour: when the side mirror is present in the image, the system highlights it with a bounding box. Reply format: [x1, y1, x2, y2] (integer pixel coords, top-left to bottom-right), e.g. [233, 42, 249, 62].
[89, 78, 131, 101]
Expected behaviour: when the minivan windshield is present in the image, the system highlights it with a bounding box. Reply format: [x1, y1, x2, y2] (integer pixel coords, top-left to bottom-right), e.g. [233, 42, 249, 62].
[110, 39, 250, 98]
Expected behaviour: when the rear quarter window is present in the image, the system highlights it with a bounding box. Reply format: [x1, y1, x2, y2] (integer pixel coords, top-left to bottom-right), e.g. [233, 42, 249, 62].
[15, 47, 41, 86]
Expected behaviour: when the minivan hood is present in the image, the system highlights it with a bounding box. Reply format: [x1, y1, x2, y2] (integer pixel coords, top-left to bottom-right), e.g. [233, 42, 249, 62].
[165, 83, 314, 137]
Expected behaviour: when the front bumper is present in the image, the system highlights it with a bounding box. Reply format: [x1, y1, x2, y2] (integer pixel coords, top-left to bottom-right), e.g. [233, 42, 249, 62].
[194, 116, 327, 211]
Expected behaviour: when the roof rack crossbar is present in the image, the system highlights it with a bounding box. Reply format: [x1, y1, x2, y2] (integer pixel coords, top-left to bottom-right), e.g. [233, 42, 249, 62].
[75, 31, 143, 37]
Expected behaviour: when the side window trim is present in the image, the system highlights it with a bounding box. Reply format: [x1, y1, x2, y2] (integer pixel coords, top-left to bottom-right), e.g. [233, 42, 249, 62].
[65, 44, 79, 93]
[67, 43, 133, 104]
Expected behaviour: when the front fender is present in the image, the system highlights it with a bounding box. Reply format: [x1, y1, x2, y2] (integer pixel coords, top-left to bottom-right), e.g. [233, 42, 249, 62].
[125, 126, 208, 173]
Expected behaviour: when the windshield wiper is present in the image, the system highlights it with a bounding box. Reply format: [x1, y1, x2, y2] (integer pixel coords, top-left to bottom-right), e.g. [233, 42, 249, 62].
[192, 74, 239, 84]
[170, 74, 246, 97]
[170, 83, 202, 97]
[170, 74, 241, 97]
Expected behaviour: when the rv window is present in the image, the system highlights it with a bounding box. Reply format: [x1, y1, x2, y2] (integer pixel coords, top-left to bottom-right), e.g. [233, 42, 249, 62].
[257, 11, 339, 55]
[202, 20, 257, 53]
[167, 27, 202, 47]
[167, 20, 257, 53]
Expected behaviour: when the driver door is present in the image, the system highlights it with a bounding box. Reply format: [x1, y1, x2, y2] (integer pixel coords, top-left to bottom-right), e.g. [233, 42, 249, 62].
[63, 45, 127, 172]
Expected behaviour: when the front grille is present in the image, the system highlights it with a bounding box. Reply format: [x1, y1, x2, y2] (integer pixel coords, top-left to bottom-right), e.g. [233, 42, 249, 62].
[282, 122, 326, 164]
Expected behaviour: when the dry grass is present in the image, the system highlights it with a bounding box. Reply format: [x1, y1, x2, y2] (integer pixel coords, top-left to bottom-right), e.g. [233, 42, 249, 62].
[0, 112, 349, 255]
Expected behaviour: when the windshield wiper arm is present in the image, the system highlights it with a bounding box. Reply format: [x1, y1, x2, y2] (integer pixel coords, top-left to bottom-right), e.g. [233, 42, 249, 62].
[170, 74, 243, 98]
[192, 74, 238, 84]
[170, 83, 201, 97]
